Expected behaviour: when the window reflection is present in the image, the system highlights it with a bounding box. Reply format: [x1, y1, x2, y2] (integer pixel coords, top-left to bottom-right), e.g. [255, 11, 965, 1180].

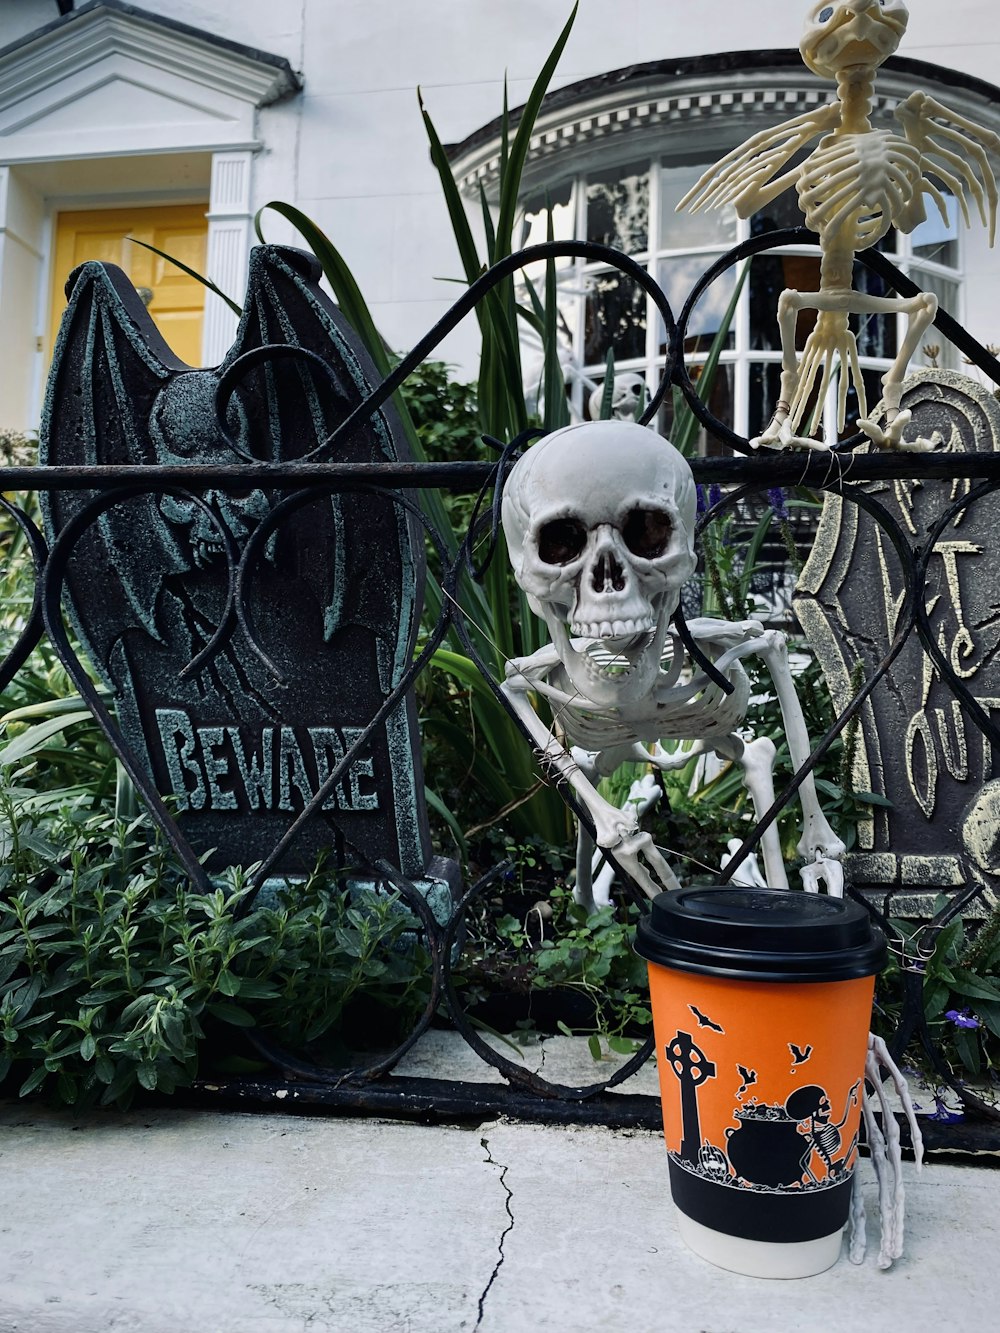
[584, 270, 646, 365]
[656, 257, 736, 354]
[657, 362, 734, 457]
[659, 163, 737, 249]
[851, 260, 897, 359]
[912, 190, 959, 268]
[749, 253, 821, 351]
[586, 162, 649, 253]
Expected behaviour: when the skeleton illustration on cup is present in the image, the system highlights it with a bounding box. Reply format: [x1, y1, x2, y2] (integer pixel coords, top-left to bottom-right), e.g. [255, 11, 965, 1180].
[679, 1, 999, 451]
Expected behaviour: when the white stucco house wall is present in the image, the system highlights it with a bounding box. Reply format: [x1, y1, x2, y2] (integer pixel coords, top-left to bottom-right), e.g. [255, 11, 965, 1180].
[1, 0, 999, 438]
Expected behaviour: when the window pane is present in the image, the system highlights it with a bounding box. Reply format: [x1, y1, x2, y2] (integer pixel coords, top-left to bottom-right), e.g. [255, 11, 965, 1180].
[584, 269, 646, 365]
[851, 260, 897, 360]
[660, 163, 737, 250]
[912, 190, 959, 268]
[837, 367, 886, 439]
[912, 271, 959, 370]
[749, 253, 821, 351]
[657, 362, 734, 457]
[586, 162, 649, 254]
[656, 256, 735, 355]
[750, 188, 806, 236]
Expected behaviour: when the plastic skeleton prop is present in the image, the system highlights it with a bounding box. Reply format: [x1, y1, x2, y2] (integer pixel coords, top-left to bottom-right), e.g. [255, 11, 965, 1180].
[500, 420, 921, 1267]
[679, 0, 999, 451]
[500, 419, 846, 908]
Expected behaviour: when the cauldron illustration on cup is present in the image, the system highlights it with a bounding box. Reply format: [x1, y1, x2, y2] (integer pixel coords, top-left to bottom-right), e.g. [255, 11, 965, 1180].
[726, 1081, 862, 1188]
[726, 1110, 809, 1188]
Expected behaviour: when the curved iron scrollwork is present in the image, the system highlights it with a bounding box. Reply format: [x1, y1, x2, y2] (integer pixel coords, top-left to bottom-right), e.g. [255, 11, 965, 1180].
[3, 235, 1000, 1136]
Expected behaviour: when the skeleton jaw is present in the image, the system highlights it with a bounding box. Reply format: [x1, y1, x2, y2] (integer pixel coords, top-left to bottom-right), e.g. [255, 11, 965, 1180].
[547, 605, 671, 710]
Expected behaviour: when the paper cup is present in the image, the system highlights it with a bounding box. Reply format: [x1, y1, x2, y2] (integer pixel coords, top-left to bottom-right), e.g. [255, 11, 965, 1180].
[634, 886, 886, 1279]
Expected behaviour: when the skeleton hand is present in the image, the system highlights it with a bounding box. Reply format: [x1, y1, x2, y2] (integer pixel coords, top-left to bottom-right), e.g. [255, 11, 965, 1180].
[593, 807, 677, 899]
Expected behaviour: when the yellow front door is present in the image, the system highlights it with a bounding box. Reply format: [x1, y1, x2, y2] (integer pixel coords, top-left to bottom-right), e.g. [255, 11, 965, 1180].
[49, 203, 209, 368]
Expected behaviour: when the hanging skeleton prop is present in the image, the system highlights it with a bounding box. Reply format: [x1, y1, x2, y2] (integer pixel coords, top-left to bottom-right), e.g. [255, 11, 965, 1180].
[679, 0, 999, 451]
[499, 419, 921, 1264]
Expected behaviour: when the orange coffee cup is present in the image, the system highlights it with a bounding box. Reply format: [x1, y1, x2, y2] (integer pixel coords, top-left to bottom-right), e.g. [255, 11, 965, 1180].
[634, 886, 886, 1279]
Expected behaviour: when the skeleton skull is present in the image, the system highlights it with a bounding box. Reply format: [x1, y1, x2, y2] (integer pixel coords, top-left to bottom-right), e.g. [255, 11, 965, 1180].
[587, 372, 648, 422]
[502, 421, 696, 706]
[801, 1, 908, 81]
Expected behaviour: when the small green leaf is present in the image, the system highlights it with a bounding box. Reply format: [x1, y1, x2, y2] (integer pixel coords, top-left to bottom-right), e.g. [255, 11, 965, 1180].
[950, 968, 1000, 1003]
[80, 1033, 96, 1062]
[215, 970, 240, 997]
[18, 1065, 47, 1097]
[587, 1034, 602, 1061]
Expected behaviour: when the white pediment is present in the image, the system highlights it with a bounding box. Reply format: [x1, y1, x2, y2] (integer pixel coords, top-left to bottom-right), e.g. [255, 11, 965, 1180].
[0, 1, 300, 163]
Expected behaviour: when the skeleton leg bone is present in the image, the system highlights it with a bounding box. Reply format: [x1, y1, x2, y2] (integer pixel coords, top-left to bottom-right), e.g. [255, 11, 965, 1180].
[755, 629, 846, 895]
[855, 290, 940, 450]
[715, 732, 790, 890]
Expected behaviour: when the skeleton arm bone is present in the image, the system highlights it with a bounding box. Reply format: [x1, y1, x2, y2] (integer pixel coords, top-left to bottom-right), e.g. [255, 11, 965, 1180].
[680, 620, 846, 892]
[500, 656, 678, 899]
[895, 92, 1000, 243]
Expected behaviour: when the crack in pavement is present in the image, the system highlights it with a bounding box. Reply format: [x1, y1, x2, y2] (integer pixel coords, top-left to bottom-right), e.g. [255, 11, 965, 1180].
[475, 1137, 514, 1330]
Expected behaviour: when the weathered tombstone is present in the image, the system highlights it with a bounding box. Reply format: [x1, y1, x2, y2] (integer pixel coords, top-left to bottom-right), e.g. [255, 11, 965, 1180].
[41, 245, 456, 915]
[796, 369, 1000, 913]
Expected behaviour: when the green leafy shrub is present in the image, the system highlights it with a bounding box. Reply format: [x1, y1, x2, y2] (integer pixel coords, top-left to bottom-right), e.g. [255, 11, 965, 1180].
[0, 779, 431, 1108]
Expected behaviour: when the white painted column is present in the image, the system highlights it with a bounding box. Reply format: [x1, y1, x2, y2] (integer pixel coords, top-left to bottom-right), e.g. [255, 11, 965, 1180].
[202, 150, 254, 367]
[0, 167, 45, 430]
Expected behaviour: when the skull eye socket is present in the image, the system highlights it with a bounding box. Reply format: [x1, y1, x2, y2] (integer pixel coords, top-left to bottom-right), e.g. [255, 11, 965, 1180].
[622, 508, 672, 559]
[537, 517, 587, 565]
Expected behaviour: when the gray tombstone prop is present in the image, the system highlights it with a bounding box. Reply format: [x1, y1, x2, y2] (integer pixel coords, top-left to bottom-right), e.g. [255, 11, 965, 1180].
[41, 244, 456, 918]
[796, 369, 1000, 913]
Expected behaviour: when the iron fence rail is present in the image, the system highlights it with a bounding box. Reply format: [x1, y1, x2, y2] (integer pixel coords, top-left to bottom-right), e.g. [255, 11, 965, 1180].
[3, 232, 1000, 1146]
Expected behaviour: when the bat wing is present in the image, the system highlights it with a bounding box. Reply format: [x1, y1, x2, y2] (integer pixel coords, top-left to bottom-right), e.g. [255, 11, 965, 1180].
[224, 247, 423, 686]
[896, 92, 1000, 243]
[41, 261, 192, 664]
[678, 101, 839, 220]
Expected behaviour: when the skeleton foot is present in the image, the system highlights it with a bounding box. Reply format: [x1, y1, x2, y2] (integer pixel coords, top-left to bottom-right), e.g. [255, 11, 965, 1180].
[751, 418, 831, 452]
[857, 408, 942, 453]
[800, 852, 845, 898]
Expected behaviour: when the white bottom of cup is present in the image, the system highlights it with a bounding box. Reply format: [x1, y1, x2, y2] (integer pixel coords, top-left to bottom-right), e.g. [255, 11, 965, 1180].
[676, 1212, 844, 1279]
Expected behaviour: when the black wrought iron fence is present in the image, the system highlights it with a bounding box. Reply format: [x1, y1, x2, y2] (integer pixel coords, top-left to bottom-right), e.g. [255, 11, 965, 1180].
[3, 232, 1000, 1150]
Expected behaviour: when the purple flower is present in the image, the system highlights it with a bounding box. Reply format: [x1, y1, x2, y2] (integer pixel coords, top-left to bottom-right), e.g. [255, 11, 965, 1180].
[696, 485, 707, 515]
[945, 1008, 980, 1030]
[708, 483, 723, 510]
[767, 486, 788, 521]
[929, 1095, 965, 1124]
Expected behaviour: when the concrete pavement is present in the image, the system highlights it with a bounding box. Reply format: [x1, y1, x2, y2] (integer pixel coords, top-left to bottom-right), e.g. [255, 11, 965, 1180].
[1, 1086, 998, 1333]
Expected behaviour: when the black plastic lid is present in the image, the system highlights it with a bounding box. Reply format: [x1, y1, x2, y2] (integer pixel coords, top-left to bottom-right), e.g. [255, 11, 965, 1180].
[633, 886, 887, 982]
